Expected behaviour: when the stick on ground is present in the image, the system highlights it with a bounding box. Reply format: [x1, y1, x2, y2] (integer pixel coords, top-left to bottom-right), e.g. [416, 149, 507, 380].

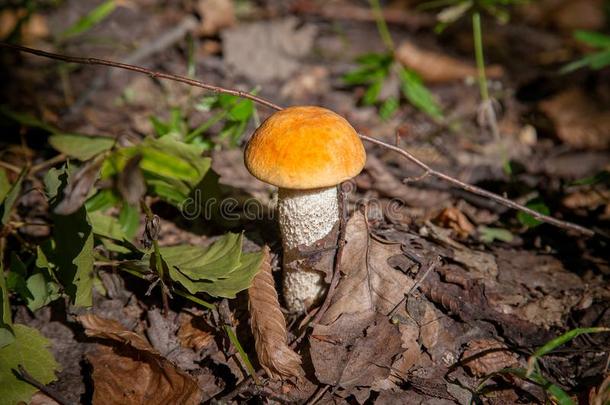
[0, 42, 595, 237]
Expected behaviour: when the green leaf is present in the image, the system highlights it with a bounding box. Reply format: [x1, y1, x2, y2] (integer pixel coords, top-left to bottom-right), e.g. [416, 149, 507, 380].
[0, 324, 60, 405]
[24, 271, 61, 312]
[363, 80, 383, 106]
[86, 189, 120, 212]
[0, 169, 10, 203]
[0, 107, 56, 133]
[49, 134, 114, 160]
[164, 233, 243, 281]
[0, 169, 25, 225]
[399, 68, 443, 119]
[477, 226, 514, 243]
[0, 260, 13, 348]
[59, 0, 116, 40]
[119, 203, 140, 240]
[570, 170, 610, 186]
[482, 368, 575, 405]
[517, 198, 550, 228]
[379, 96, 399, 120]
[227, 99, 254, 121]
[199, 251, 264, 298]
[526, 327, 610, 376]
[574, 30, 610, 48]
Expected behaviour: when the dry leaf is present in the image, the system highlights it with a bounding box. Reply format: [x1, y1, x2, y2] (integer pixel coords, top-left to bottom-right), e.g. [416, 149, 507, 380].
[320, 210, 415, 324]
[54, 156, 103, 215]
[248, 247, 304, 380]
[79, 314, 202, 405]
[29, 392, 61, 405]
[177, 313, 214, 351]
[434, 207, 475, 238]
[310, 311, 402, 390]
[116, 154, 145, 206]
[539, 88, 610, 149]
[396, 40, 503, 83]
[197, 0, 235, 36]
[590, 373, 610, 405]
[462, 338, 519, 377]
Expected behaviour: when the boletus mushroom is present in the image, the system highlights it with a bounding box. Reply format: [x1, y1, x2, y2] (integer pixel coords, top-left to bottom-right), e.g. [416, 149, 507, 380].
[245, 106, 366, 312]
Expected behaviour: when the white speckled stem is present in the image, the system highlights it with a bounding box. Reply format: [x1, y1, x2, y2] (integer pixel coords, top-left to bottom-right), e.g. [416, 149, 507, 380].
[278, 187, 339, 312]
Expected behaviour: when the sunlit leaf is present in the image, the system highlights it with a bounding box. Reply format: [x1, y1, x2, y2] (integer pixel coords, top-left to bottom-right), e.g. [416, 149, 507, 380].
[0, 169, 10, 203]
[49, 134, 114, 160]
[0, 324, 60, 405]
[574, 30, 610, 48]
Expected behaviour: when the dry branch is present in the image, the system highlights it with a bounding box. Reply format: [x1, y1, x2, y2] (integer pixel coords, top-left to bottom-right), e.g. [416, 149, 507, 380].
[0, 42, 595, 237]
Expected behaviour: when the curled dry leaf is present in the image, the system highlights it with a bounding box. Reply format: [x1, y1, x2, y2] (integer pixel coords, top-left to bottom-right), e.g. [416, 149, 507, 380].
[79, 314, 202, 405]
[461, 338, 520, 377]
[116, 154, 145, 206]
[177, 312, 214, 351]
[54, 156, 104, 215]
[434, 207, 475, 239]
[395, 40, 503, 84]
[539, 87, 610, 150]
[248, 246, 304, 380]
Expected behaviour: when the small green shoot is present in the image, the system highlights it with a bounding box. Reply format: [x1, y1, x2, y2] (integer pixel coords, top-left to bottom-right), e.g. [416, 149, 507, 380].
[517, 198, 550, 228]
[224, 325, 260, 385]
[526, 327, 610, 377]
[58, 0, 117, 41]
[562, 30, 610, 73]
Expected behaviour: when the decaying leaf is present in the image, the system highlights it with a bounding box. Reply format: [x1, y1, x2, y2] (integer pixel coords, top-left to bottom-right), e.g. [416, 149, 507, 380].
[177, 312, 214, 351]
[461, 338, 520, 377]
[321, 210, 415, 323]
[539, 87, 610, 149]
[310, 311, 402, 392]
[248, 247, 303, 380]
[434, 207, 475, 239]
[395, 40, 503, 83]
[79, 314, 202, 405]
[116, 154, 145, 206]
[54, 156, 103, 215]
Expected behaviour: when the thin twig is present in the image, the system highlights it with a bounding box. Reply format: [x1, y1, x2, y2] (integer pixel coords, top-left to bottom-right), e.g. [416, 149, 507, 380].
[360, 134, 595, 237]
[387, 255, 441, 318]
[0, 42, 283, 112]
[0, 42, 595, 237]
[16, 365, 70, 405]
[30, 154, 67, 174]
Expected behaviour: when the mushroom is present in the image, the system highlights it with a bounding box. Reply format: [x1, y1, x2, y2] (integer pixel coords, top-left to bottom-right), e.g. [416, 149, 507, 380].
[245, 106, 366, 312]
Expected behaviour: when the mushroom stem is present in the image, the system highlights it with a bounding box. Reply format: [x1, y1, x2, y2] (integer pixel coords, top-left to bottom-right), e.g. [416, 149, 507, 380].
[278, 186, 339, 312]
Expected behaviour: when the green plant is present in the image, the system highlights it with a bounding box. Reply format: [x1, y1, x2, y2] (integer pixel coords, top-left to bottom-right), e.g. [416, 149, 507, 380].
[475, 327, 610, 405]
[0, 103, 265, 394]
[561, 30, 610, 73]
[342, 0, 443, 120]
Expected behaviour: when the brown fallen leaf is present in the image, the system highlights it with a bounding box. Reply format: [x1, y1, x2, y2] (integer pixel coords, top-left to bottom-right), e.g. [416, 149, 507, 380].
[309, 311, 402, 391]
[177, 312, 214, 351]
[395, 40, 503, 83]
[320, 210, 415, 324]
[434, 207, 475, 239]
[79, 314, 202, 405]
[54, 155, 104, 215]
[248, 247, 304, 380]
[539, 87, 610, 149]
[461, 338, 519, 377]
[116, 154, 145, 206]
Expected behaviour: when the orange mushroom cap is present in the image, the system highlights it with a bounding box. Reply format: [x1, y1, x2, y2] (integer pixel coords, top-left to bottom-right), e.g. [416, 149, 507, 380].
[245, 106, 366, 189]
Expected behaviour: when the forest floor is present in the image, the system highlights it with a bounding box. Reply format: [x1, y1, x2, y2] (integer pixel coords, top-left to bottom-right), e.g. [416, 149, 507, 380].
[0, 0, 609, 404]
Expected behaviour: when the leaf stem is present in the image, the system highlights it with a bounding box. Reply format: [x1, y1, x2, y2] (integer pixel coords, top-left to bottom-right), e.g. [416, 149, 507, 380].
[369, 0, 395, 52]
[472, 11, 489, 101]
